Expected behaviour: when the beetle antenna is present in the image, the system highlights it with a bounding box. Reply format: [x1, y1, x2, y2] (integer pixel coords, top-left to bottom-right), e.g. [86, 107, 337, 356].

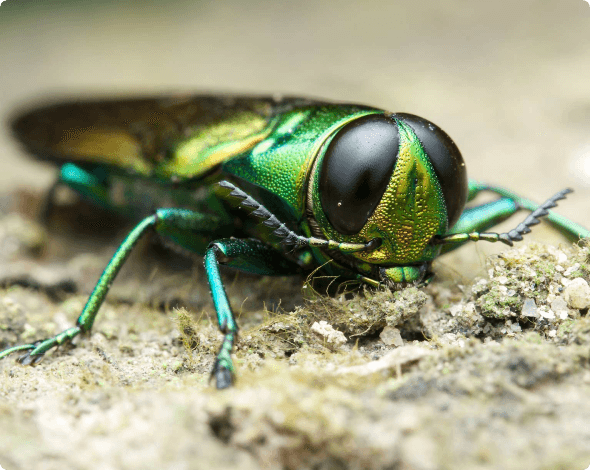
[218, 180, 378, 254]
[432, 188, 573, 247]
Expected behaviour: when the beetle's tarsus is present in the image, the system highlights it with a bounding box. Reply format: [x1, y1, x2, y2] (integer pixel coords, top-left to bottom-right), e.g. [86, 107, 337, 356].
[0, 341, 47, 366]
[18, 350, 45, 366]
[15, 339, 46, 365]
[0, 343, 36, 361]
[1, 326, 83, 367]
[214, 366, 234, 390]
[211, 352, 235, 389]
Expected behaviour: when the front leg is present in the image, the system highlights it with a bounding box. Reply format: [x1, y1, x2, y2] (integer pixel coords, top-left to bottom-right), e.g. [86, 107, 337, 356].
[0, 208, 222, 365]
[435, 188, 575, 250]
[204, 238, 300, 389]
[464, 181, 589, 240]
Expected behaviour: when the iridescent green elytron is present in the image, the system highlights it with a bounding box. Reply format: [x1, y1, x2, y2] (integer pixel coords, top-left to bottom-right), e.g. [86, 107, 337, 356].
[0, 94, 588, 389]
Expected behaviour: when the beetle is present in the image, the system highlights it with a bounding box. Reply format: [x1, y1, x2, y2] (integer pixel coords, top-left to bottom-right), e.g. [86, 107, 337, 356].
[0, 94, 588, 389]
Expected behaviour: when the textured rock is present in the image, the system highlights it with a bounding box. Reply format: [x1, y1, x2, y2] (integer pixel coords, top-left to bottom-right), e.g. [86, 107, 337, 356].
[564, 278, 590, 309]
[380, 326, 404, 347]
[311, 321, 347, 347]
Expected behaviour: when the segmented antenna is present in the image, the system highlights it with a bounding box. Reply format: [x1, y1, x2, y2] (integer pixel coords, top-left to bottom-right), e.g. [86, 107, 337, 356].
[218, 180, 379, 254]
[433, 188, 573, 246]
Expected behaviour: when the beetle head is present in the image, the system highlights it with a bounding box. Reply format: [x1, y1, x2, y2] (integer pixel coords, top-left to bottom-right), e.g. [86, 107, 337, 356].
[308, 112, 467, 283]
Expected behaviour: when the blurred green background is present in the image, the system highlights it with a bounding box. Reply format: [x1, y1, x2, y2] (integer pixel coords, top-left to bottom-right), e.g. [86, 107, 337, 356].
[0, 0, 589, 241]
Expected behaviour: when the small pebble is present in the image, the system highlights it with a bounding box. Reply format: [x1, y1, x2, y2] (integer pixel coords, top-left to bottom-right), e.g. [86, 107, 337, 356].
[311, 321, 347, 347]
[380, 326, 404, 347]
[564, 264, 580, 277]
[558, 311, 568, 320]
[539, 308, 555, 320]
[564, 278, 590, 309]
[550, 297, 568, 312]
[521, 298, 538, 318]
[550, 297, 570, 319]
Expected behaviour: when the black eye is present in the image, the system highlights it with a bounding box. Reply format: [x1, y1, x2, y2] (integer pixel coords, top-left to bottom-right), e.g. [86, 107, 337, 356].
[319, 114, 399, 235]
[393, 113, 467, 228]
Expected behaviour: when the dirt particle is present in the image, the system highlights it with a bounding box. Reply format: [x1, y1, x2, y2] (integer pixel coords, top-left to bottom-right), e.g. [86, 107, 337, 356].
[564, 278, 590, 309]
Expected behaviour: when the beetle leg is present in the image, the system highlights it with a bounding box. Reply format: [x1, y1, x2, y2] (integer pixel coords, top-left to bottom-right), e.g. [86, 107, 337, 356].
[448, 198, 518, 235]
[59, 163, 114, 209]
[39, 178, 65, 222]
[0, 327, 83, 364]
[435, 188, 576, 248]
[39, 163, 112, 222]
[204, 238, 300, 389]
[0, 213, 160, 364]
[0, 208, 223, 365]
[465, 180, 589, 240]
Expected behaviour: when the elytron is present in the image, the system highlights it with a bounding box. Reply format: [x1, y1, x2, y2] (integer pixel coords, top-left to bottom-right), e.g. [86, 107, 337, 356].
[0, 94, 587, 388]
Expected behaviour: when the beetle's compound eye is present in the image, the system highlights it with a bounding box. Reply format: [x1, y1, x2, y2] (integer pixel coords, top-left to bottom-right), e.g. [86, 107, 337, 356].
[393, 113, 468, 228]
[319, 114, 399, 235]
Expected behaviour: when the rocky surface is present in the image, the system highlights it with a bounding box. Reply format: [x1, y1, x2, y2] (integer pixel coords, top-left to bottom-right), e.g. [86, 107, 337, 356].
[1, 195, 590, 470]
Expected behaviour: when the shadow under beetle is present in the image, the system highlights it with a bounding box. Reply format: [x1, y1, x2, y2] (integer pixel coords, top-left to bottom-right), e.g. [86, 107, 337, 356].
[0, 95, 588, 389]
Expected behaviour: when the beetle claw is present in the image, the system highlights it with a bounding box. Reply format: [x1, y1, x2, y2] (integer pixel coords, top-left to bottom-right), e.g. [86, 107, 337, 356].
[17, 350, 44, 366]
[214, 365, 234, 390]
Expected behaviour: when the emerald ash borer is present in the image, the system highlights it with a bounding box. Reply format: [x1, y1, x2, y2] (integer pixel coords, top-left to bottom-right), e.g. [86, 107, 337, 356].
[1, 94, 588, 389]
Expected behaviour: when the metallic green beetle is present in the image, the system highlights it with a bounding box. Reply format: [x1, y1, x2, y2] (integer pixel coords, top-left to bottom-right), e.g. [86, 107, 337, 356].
[0, 95, 588, 388]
